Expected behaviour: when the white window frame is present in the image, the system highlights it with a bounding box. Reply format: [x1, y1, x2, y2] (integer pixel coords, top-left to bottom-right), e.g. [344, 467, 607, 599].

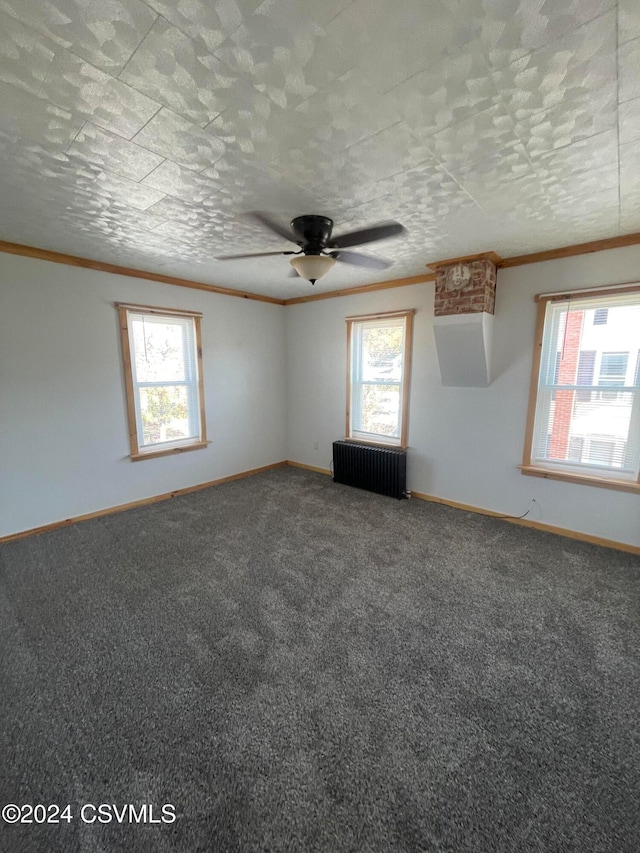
[346, 310, 414, 448]
[521, 286, 640, 493]
[117, 303, 207, 461]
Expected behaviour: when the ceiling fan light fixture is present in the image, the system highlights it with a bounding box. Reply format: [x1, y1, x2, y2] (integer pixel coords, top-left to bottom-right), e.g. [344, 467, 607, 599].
[289, 254, 336, 284]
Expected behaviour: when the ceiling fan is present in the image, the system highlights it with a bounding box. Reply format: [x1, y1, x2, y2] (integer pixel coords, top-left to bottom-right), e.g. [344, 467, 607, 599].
[216, 213, 406, 284]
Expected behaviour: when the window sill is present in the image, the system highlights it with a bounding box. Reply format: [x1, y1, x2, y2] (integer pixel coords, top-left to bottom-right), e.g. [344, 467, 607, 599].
[519, 465, 640, 494]
[346, 437, 407, 450]
[131, 441, 209, 462]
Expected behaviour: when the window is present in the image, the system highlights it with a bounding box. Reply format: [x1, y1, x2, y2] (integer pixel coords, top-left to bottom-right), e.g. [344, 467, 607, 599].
[593, 308, 608, 325]
[597, 352, 628, 400]
[346, 310, 414, 447]
[576, 350, 596, 402]
[522, 288, 640, 491]
[117, 303, 207, 460]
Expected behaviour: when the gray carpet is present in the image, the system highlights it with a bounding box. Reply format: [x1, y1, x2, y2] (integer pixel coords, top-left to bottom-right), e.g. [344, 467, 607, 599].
[1, 466, 639, 853]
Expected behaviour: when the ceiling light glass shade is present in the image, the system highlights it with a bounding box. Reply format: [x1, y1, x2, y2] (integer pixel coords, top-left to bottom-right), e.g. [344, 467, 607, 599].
[289, 254, 336, 283]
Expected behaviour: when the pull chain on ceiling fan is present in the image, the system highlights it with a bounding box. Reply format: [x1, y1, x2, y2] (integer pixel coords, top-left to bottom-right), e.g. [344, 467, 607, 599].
[216, 213, 406, 284]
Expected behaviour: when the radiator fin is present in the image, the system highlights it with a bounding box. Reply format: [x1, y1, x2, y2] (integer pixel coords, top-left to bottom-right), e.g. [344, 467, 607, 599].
[332, 441, 407, 499]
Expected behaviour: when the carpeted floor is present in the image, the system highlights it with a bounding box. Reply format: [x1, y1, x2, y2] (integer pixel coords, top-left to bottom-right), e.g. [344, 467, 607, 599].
[1, 466, 639, 852]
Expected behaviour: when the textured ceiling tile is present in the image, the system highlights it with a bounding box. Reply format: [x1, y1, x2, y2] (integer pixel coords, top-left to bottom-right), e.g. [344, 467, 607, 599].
[273, 143, 372, 198]
[327, 0, 477, 95]
[132, 108, 226, 171]
[619, 96, 640, 145]
[200, 151, 283, 191]
[544, 187, 620, 226]
[390, 46, 500, 137]
[619, 0, 640, 45]
[618, 37, 640, 104]
[67, 122, 164, 182]
[344, 122, 431, 183]
[203, 87, 283, 158]
[373, 160, 479, 219]
[40, 50, 162, 139]
[0, 0, 158, 73]
[452, 144, 545, 214]
[0, 10, 57, 95]
[200, 168, 319, 218]
[620, 210, 640, 233]
[619, 140, 640, 231]
[478, 0, 616, 68]
[294, 68, 402, 151]
[310, 189, 392, 224]
[294, 30, 360, 95]
[492, 10, 616, 121]
[0, 0, 633, 299]
[0, 142, 102, 199]
[92, 171, 166, 210]
[151, 218, 217, 245]
[513, 85, 617, 157]
[142, 0, 263, 54]
[275, 0, 355, 28]
[146, 196, 230, 232]
[141, 160, 223, 204]
[119, 17, 243, 127]
[91, 203, 169, 232]
[329, 194, 403, 230]
[532, 129, 619, 198]
[619, 140, 640, 196]
[0, 80, 84, 147]
[427, 103, 520, 171]
[240, 0, 355, 93]
[216, 2, 326, 110]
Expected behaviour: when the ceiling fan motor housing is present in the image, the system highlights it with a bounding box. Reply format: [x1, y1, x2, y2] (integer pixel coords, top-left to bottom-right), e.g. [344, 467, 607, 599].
[290, 215, 334, 255]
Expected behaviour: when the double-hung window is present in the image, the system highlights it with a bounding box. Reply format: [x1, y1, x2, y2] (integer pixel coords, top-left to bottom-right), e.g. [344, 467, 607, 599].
[522, 287, 640, 491]
[117, 303, 207, 460]
[346, 310, 414, 447]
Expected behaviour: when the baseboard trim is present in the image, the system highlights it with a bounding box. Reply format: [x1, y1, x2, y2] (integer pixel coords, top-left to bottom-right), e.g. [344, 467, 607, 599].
[3, 463, 637, 555]
[0, 461, 288, 543]
[410, 491, 640, 555]
[286, 460, 332, 476]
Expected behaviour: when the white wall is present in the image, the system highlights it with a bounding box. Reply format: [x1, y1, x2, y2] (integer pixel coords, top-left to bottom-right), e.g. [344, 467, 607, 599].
[0, 253, 287, 537]
[286, 246, 640, 549]
[2, 245, 638, 547]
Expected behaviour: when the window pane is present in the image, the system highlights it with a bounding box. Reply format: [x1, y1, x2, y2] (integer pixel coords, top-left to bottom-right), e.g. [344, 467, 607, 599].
[534, 388, 635, 470]
[599, 352, 628, 383]
[576, 350, 596, 402]
[131, 316, 189, 382]
[139, 385, 193, 446]
[355, 383, 400, 439]
[360, 324, 404, 382]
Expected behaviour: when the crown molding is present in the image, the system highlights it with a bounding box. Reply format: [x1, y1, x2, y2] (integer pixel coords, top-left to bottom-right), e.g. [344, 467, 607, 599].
[499, 231, 640, 268]
[282, 273, 435, 305]
[0, 240, 286, 305]
[4, 229, 640, 307]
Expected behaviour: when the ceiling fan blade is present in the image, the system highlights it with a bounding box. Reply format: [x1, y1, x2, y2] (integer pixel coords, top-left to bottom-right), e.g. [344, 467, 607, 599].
[331, 220, 406, 249]
[331, 250, 393, 270]
[244, 211, 298, 244]
[216, 250, 297, 260]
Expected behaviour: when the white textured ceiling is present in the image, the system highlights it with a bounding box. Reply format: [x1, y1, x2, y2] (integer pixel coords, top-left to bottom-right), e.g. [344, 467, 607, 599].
[0, 0, 638, 299]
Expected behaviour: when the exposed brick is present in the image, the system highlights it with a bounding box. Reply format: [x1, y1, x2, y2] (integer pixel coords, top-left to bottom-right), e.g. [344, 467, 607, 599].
[548, 310, 583, 460]
[434, 258, 497, 316]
